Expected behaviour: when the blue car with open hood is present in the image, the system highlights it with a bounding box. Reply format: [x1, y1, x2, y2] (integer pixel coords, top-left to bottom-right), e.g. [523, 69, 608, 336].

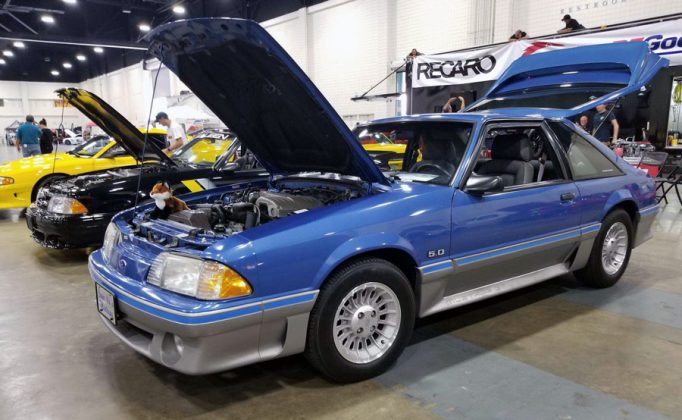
[88, 18, 666, 382]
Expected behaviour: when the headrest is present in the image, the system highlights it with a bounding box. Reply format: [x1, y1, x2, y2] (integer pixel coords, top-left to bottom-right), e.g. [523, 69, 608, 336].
[421, 138, 458, 162]
[491, 134, 532, 162]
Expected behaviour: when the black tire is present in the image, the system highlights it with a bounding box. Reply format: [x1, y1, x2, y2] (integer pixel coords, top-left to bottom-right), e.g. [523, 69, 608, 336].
[305, 258, 415, 383]
[575, 208, 633, 288]
[32, 175, 66, 202]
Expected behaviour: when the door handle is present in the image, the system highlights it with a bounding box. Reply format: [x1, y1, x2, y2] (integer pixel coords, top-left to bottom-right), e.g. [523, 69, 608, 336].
[560, 192, 576, 202]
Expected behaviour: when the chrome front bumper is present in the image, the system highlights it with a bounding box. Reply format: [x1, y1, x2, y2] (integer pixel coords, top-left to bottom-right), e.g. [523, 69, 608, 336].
[89, 256, 318, 375]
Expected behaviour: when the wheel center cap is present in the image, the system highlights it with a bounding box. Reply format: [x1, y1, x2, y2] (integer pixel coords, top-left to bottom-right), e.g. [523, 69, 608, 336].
[351, 304, 378, 338]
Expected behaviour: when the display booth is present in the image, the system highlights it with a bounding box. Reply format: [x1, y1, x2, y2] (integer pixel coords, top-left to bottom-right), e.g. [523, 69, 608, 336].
[407, 15, 682, 152]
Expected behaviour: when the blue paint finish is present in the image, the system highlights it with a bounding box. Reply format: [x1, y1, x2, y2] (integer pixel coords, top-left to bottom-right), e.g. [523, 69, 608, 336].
[467, 42, 669, 117]
[377, 333, 666, 419]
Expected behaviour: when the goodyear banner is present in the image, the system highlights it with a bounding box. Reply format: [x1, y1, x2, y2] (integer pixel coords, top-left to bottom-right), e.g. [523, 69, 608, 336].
[413, 18, 682, 88]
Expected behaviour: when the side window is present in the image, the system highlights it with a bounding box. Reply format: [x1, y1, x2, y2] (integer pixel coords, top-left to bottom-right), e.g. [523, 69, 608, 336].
[549, 121, 622, 180]
[472, 126, 565, 188]
[101, 144, 128, 158]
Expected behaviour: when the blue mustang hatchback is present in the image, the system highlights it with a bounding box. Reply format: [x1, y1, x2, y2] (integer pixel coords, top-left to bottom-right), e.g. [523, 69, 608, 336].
[89, 18, 666, 382]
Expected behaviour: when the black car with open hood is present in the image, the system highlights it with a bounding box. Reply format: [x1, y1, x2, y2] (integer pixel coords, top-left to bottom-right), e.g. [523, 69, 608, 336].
[26, 89, 266, 249]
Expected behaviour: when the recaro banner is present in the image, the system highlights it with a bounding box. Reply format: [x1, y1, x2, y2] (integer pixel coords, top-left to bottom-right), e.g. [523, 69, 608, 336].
[412, 18, 682, 88]
[411, 42, 526, 88]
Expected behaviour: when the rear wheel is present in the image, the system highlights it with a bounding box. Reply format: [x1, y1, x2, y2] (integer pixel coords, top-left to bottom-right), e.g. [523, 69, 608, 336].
[305, 258, 415, 383]
[575, 209, 633, 288]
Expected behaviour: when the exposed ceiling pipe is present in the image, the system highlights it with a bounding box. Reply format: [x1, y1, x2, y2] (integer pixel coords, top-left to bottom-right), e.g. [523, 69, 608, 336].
[0, 34, 147, 50]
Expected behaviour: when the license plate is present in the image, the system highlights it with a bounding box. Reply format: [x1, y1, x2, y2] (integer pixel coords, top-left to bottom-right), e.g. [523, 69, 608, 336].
[95, 284, 117, 325]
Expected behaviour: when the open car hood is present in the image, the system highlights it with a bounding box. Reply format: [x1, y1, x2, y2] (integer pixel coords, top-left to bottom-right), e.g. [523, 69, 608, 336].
[466, 42, 669, 117]
[57, 88, 175, 166]
[145, 18, 387, 185]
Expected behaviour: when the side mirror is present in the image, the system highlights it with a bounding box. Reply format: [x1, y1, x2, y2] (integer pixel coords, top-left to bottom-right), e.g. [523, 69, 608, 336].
[220, 162, 240, 172]
[465, 174, 504, 196]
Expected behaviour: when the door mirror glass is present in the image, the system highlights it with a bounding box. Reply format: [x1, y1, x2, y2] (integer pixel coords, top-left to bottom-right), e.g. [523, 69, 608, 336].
[465, 174, 504, 195]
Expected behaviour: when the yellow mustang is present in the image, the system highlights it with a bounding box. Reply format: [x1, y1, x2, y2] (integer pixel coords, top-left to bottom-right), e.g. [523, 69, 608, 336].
[0, 127, 167, 209]
[358, 131, 407, 170]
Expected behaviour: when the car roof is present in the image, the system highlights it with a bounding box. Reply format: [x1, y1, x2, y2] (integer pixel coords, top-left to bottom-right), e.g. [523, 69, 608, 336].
[363, 109, 569, 127]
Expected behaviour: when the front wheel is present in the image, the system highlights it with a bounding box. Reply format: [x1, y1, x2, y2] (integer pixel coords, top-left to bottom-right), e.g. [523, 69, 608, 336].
[305, 258, 415, 383]
[575, 209, 633, 288]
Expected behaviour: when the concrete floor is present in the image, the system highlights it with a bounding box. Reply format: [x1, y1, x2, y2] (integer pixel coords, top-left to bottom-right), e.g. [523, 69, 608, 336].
[1, 143, 681, 419]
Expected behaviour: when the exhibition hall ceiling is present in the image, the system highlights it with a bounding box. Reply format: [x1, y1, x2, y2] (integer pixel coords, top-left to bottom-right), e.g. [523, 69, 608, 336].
[0, 0, 326, 82]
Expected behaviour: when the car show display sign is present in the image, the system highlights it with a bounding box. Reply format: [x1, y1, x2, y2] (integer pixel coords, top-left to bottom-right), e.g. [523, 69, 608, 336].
[412, 18, 682, 88]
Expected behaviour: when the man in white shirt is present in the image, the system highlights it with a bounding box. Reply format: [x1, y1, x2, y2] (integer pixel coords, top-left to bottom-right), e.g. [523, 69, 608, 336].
[155, 112, 187, 153]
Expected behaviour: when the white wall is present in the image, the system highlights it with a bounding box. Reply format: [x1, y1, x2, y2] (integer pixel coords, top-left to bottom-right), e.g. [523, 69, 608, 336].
[2, 0, 678, 130]
[0, 80, 84, 132]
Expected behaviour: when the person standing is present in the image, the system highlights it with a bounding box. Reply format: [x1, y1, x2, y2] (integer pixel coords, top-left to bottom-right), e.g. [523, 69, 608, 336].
[38, 119, 54, 154]
[15, 115, 42, 157]
[155, 112, 187, 153]
[592, 104, 619, 145]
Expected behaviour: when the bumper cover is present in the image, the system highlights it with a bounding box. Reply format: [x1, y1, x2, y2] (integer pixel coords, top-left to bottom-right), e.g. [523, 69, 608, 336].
[89, 251, 317, 375]
[26, 205, 112, 248]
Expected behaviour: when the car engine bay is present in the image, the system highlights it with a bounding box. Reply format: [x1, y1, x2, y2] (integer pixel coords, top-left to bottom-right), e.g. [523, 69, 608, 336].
[153, 184, 364, 236]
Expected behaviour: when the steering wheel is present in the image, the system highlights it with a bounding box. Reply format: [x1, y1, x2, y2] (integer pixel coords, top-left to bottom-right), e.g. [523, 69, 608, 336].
[413, 162, 451, 177]
[527, 129, 544, 159]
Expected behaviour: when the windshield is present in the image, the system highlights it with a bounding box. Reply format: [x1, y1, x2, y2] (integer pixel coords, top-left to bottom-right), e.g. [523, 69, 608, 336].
[70, 135, 112, 157]
[172, 134, 236, 166]
[353, 121, 473, 185]
[468, 84, 623, 111]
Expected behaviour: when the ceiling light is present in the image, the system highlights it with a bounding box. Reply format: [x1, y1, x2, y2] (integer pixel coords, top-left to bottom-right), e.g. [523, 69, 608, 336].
[122, 9, 131, 14]
[93, 47, 104, 53]
[41, 15, 55, 24]
[2, 50, 13, 57]
[76, 54, 86, 61]
[51, 70, 60, 76]
[172, 5, 186, 14]
[63, 62, 72, 69]
[13, 41, 25, 49]
[138, 23, 151, 32]
[0, 59, 6, 65]
[63, 0, 77, 4]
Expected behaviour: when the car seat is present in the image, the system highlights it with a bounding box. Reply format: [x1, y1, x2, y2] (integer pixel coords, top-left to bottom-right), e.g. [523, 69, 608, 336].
[477, 134, 534, 187]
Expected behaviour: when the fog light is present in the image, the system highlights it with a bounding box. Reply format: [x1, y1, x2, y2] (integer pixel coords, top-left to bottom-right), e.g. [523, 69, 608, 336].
[0, 176, 14, 185]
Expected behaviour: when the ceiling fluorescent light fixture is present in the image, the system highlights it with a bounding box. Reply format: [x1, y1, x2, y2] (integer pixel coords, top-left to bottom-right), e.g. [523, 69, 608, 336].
[63, 0, 77, 4]
[2, 50, 13, 57]
[13, 42, 25, 48]
[172, 5, 186, 14]
[138, 23, 151, 32]
[0, 58, 6, 65]
[93, 47, 104, 53]
[63, 62, 72, 69]
[51, 70, 60, 76]
[41, 15, 55, 24]
[76, 54, 86, 61]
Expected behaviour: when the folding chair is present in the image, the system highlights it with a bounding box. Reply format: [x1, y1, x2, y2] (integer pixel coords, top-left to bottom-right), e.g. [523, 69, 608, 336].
[636, 151, 668, 177]
[655, 162, 682, 205]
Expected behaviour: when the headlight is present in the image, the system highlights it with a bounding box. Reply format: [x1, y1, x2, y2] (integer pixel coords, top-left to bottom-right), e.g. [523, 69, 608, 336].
[47, 196, 88, 214]
[147, 253, 252, 300]
[0, 176, 14, 185]
[102, 223, 121, 263]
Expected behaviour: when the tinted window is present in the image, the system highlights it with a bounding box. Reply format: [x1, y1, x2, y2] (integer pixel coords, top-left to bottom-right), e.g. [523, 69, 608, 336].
[549, 121, 622, 180]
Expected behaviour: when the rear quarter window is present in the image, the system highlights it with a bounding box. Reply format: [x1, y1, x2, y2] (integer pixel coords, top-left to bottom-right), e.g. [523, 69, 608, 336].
[549, 121, 622, 180]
